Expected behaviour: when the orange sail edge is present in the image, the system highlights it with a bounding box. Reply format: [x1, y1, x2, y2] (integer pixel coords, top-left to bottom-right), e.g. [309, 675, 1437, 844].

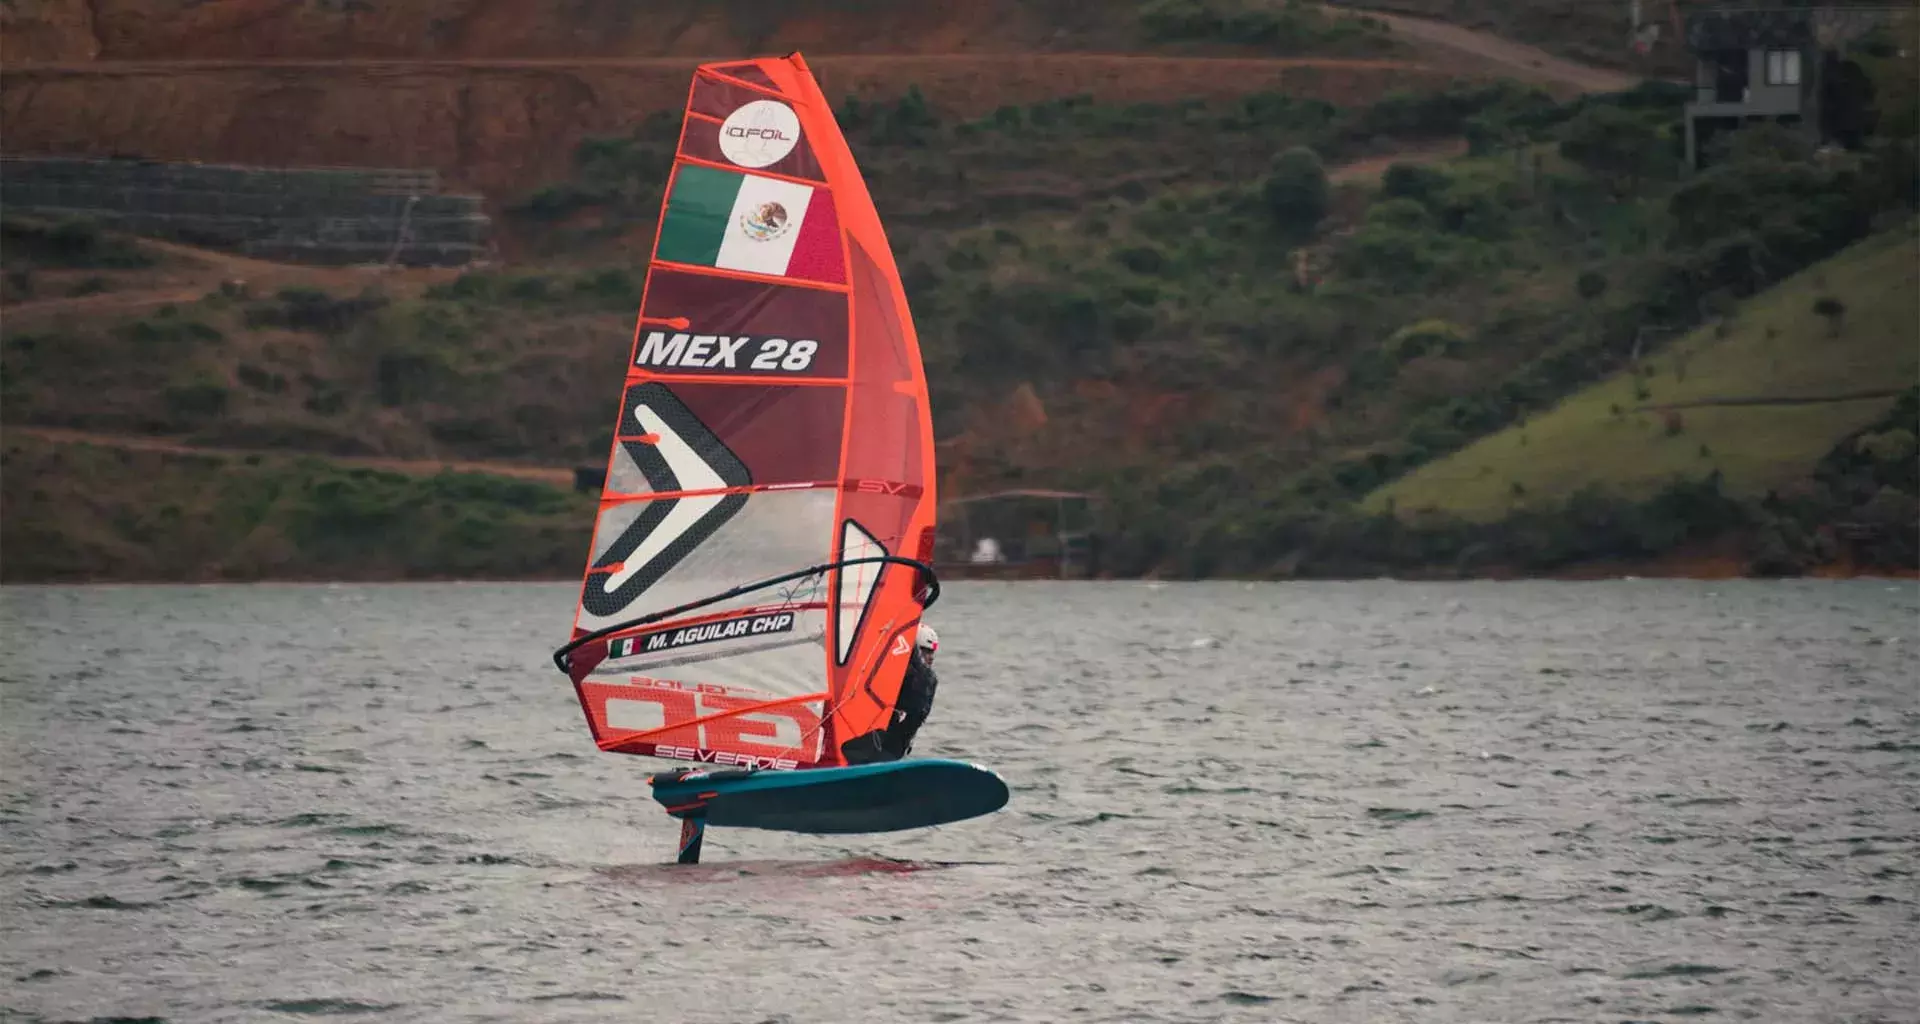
[555, 48, 939, 778]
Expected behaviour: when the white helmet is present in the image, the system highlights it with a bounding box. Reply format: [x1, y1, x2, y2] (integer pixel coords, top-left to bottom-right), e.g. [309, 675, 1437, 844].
[916, 623, 939, 657]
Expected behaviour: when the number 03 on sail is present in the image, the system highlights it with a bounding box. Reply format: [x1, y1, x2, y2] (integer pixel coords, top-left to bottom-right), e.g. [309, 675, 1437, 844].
[550, 53, 1008, 864]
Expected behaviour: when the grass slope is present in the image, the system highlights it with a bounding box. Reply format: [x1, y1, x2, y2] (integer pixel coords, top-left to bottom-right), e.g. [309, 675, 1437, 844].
[0, 437, 595, 582]
[1364, 226, 1920, 523]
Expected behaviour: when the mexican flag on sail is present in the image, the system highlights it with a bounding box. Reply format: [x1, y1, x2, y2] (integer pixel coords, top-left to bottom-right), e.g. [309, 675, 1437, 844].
[656, 165, 845, 284]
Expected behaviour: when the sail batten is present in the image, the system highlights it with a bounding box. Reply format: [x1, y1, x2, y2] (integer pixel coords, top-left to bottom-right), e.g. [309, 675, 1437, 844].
[558, 52, 935, 772]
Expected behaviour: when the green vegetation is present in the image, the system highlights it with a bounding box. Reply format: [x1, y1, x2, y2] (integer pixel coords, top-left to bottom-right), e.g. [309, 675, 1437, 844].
[1, 279, 629, 460]
[1137, 0, 1397, 55]
[4, 64, 1915, 581]
[423, 267, 642, 311]
[884, 78, 1907, 577]
[510, 111, 681, 234]
[0, 438, 593, 582]
[9, 82, 1597, 463]
[1366, 227, 1920, 520]
[1, 215, 155, 271]
[511, 80, 1602, 256]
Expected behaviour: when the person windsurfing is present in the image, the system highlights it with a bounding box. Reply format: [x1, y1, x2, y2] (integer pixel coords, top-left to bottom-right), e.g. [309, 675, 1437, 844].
[841, 623, 939, 764]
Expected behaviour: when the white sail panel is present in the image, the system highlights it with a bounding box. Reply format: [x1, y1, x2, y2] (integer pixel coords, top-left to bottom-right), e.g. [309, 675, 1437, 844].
[834, 519, 886, 664]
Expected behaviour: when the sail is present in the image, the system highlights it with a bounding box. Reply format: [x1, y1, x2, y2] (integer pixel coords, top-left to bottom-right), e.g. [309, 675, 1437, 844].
[554, 53, 938, 772]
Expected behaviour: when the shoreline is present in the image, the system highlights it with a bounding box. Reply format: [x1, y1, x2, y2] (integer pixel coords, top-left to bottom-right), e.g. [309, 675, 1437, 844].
[3, 567, 1914, 587]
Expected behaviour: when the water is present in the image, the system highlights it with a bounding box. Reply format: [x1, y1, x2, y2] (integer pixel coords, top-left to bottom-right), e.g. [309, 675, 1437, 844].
[2, 580, 1917, 1024]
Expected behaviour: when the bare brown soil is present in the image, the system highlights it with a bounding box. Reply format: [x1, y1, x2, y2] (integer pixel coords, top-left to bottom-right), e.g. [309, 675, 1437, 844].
[1318, 4, 1642, 96]
[1318, 0, 1693, 79]
[0, 55, 1467, 197]
[2, 0, 1139, 64]
[1, 0, 1646, 201]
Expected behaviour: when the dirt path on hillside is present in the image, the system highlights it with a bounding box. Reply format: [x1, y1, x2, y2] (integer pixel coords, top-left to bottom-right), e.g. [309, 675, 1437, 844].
[133, 236, 471, 288]
[1, 234, 471, 324]
[4, 54, 1434, 73]
[1328, 138, 1470, 182]
[1637, 390, 1910, 412]
[4, 140, 1469, 330]
[1318, 3, 1643, 94]
[8, 425, 578, 487]
[4, 288, 209, 320]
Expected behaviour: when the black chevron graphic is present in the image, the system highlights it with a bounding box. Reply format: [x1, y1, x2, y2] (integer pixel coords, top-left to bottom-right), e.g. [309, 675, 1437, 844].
[582, 382, 752, 619]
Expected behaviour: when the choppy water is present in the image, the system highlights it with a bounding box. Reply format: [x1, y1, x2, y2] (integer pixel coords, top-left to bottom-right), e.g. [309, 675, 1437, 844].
[2, 580, 1917, 1024]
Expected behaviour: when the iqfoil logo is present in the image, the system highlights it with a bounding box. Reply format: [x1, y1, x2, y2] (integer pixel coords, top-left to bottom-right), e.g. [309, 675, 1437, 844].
[719, 100, 801, 168]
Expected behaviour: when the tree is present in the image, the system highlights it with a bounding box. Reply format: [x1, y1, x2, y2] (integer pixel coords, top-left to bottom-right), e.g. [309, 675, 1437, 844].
[1813, 296, 1847, 337]
[1381, 162, 1450, 205]
[1857, 23, 1918, 143]
[1263, 146, 1330, 238]
[1558, 106, 1663, 194]
[1577, 270, 1609, 301]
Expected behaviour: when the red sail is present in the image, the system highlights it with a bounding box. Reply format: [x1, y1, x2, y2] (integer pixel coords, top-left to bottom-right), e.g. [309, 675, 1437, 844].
[560, 54, 937, 772]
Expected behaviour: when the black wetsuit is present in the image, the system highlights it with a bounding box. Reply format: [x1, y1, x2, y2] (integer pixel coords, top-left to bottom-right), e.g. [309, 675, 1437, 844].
[840, 649, 938, 764]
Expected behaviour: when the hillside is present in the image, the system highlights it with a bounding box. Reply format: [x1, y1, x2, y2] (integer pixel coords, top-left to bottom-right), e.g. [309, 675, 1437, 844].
[0, 87, 1477, 462]
[2, 0, 1391, 62]
[1339, 0, 1691, 78]
[0, 55, 1452, 199]
[1323, 2, 1646, 91]
[0, 0, 1684, 79]
[1364, 227, 1920, 522]
[1, 0, 1654, 201]
[10, 73, 1917, 582]
[0, 435, 594, 582]
[4, 3, 1914, 583]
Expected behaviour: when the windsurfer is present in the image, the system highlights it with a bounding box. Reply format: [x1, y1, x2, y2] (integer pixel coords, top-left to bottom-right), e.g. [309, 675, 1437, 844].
[841, 624, 940, 764]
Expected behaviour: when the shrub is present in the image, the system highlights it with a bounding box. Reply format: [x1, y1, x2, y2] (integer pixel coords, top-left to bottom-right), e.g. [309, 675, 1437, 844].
[237, 364, 288, 393]
[573, 268, 641, 309]
[1262, 146, 1330, 238]
[1381, 163, 1451, 204]
[247, 287, 388, 334]
[375, 351, 451, 407]
[1116, 246, 1166, 275]
[1366, 197, 1436, 231]
[1559, 106, 1665, 193]
[1577, 270, 1609, 300]
[1857, 428, 1916, 465]
[1813, 296, 1846, 335]
[163, 379, 229, 419]
[2, 268, 33, 301]
[1139, 0, 1386, 53]
[1384, 319, 1470, 362]
[1431, 174, 1517, 239]
[0, 216, 154, 269]
[115, 317, 223, 346]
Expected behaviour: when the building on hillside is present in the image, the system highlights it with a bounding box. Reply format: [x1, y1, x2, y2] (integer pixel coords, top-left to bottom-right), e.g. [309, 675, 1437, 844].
[1681, 2, 1913, 169]
[933, 489, 1104, 580]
